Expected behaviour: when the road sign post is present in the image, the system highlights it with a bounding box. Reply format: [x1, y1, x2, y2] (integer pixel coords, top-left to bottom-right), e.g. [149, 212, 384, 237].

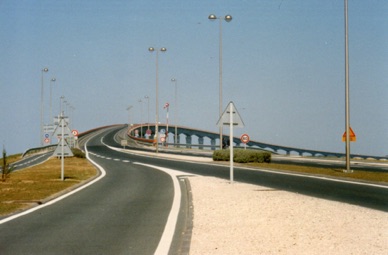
[342, 127, 356, 142]
[240, 133, 250, 150]
[217, 101, 245, 183]
[52, 113, 74, 181]
[342, 126, 356, 173]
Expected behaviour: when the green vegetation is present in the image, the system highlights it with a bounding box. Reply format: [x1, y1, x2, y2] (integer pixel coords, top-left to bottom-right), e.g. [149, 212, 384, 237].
[247, 162, 388, 183]
[213, 149, 387, 184]
[72, 148, 86, 158]
[213, 149, 271, 163]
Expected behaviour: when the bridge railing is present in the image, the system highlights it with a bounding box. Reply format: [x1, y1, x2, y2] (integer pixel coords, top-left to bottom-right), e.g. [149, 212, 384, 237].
[126, 123, 388, 161]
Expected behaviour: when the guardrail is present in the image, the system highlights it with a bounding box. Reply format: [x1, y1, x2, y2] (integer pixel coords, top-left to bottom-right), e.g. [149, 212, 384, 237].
[22, 124, 124, 158]
[22, 144, 57, 158]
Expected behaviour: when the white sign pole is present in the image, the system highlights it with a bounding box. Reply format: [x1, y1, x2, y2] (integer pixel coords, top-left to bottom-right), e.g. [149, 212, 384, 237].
[216, 101, 245, 184]
[229, 103, 234, 184]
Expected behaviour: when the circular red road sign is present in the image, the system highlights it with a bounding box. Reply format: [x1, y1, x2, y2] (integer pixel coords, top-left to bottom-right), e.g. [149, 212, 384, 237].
[240, 134, 250, 144]
[72, 130, 79, 136]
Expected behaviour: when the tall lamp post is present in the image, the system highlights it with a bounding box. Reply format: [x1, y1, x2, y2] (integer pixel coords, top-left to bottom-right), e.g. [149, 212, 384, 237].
[49, 77, 56, 126]
[144, 95, 150, 131]
[344, 0, 352, 173]
[149, 47, 167, 153]
[171, 78, 178, 147]
[40, 67, 49, 146]
[208, 14, 232, 149]
[138, 99, 143, 138]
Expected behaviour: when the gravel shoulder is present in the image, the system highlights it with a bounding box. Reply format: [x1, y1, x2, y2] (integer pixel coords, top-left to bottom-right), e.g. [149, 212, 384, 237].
[188, 176, 388, 255]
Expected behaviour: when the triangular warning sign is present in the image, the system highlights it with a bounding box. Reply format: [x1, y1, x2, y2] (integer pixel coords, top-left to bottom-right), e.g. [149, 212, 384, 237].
[342, 127, 356, 142]
[53, 139, 74, 157]
[216, 101, 245, 128]
[52, 118, 74, 138]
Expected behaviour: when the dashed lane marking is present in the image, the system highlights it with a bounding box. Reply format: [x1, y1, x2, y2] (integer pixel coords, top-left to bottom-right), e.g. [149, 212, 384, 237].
[89, 152, 131, 163]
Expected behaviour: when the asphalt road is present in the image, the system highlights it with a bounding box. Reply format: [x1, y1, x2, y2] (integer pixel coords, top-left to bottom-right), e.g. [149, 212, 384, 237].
[8, 152, 52, 171]
[111, 146, 388, 212]
[127, 152, 388, 212]
[0, 127, 191, 255]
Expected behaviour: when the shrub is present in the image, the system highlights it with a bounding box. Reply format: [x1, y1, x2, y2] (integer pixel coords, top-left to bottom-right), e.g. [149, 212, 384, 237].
[213, 149, 271, 163]
[213, 149, 230, 161]
[71, 148, 86, 158]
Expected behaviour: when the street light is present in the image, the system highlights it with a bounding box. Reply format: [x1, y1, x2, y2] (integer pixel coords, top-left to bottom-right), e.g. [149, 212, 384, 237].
[144, 95, 150, 131]
[149, 47, 167, 153]
[208, 14, 232, 149]
[138, 99, 143, 138]
[171, 78, 178, 147]
[49, 77, 56, 126]
[344, 0, 352, 173]
[40, 67, 48, 146]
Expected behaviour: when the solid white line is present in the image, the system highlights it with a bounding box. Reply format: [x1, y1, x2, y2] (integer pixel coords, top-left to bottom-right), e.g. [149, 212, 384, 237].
[94, 136, 189, 253]
[0, 137, 107, 225]
[133, 162, 187, 255]
[237, 165, 388, 189]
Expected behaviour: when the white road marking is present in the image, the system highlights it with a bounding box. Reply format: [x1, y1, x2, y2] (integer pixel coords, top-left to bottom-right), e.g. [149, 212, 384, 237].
[133, 162, 190, 255]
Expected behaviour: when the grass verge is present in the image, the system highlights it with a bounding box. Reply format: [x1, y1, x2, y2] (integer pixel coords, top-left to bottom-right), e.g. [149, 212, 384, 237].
[0, 157, 97, 217]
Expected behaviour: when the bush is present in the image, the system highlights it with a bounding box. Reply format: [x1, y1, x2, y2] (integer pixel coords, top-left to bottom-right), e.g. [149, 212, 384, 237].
[213, 149, 230, 161]
[213, 149, 271, 163]
[71, 148, 86, 158]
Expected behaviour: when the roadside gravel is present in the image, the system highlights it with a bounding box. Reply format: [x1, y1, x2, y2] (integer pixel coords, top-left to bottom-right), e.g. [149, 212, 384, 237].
[188, 176, 388, 255]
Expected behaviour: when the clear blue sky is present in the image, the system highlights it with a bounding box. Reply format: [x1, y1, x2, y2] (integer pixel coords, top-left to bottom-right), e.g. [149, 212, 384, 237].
[1, 0, 387, 156]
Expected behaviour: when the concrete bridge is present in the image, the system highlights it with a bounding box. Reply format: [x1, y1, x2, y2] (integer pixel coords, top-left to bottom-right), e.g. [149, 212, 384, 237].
[128, 124, 388, 160]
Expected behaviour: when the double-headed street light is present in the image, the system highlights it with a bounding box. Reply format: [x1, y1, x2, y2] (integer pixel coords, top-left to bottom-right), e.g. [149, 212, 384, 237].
[40, 67, 48, 146]
[208, 14, 232, 149]
[149, 47, 167, 153]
